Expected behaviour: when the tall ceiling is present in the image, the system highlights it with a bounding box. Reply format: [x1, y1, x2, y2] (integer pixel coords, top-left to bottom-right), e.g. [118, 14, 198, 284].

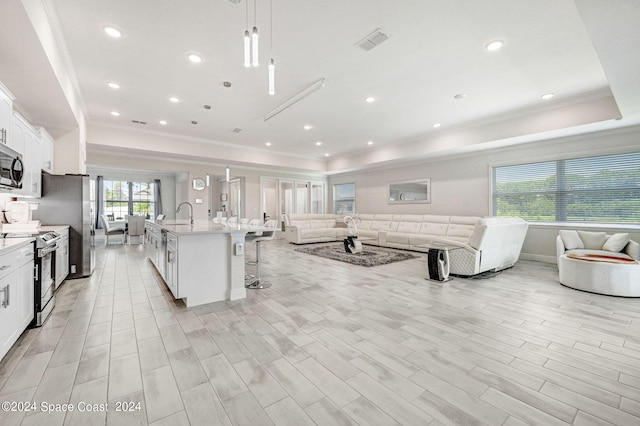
[1, 0, 639, 174]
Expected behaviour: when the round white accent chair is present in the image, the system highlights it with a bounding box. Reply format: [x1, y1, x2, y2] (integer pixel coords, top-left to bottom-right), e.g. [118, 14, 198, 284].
[557, 230, 640, 297]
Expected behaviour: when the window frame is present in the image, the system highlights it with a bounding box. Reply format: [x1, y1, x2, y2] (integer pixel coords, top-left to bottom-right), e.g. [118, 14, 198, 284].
[491, 151, 640, 224]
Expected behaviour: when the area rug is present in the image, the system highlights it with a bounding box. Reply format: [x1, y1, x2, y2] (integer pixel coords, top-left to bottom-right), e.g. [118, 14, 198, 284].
[295, 244, 419, 267]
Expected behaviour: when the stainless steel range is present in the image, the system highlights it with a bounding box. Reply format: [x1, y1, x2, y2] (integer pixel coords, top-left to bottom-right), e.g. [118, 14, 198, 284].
[34, 231, 60, 327]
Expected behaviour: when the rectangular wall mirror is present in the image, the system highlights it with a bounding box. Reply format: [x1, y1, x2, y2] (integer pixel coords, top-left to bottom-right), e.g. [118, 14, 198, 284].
[388, 179, 431, 203]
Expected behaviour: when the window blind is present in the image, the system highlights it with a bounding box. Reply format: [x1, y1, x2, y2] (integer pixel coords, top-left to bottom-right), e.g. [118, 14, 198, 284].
[492, 152, 640, 223]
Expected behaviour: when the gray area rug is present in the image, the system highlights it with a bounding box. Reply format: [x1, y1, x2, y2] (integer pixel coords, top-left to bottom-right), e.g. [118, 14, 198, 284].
[295, 244, 419, 267]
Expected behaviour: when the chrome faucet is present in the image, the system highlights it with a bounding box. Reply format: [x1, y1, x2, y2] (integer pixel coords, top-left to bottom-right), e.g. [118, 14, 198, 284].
[176, 201, 193, 224]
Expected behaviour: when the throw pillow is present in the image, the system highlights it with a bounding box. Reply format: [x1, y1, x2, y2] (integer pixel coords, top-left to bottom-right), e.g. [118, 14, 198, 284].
[602, 233, 630, 252]
[577, 231, 607, 250]
[559, 230, 584, 250]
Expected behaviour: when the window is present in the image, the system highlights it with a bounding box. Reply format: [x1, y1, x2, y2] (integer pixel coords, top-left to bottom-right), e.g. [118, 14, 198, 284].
[104, 180, 155, 220]
[492, 152, 640, 223]
[333, 183, 355, 214]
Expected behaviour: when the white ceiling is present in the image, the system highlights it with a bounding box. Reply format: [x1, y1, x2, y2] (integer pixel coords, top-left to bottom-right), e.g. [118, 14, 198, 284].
[2, 0, 639, 174]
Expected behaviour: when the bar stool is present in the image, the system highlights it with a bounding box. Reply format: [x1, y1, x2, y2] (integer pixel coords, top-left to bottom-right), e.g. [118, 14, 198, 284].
[245, 220, 278, 289]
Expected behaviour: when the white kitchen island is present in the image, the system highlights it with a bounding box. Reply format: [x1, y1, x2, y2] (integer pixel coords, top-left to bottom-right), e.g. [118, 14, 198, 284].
[145, 220, 257, 307]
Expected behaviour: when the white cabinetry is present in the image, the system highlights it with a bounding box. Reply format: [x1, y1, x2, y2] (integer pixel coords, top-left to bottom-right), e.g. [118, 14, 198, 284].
[18, 244, 34, 331]
[0, 82, 15, 150]
[165, 232, 178, 298]
[55, 227, 69, 287]
[12, 112, 41, 197]
[39, 127, 54, 174]
[0, 241, 35, 361]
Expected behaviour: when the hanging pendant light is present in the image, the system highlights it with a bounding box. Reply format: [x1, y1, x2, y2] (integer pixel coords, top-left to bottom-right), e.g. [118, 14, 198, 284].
[243, 1, 250, 67]
[243, 30, 251, 67]
[268, 0, 275, 95]
[226, 165, 230, 182]
[268, 58, 275, 95]
[251, 0, 259, 67]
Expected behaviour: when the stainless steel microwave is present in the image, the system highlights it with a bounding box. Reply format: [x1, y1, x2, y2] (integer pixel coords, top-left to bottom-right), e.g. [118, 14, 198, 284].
[0, 143, 24, 190]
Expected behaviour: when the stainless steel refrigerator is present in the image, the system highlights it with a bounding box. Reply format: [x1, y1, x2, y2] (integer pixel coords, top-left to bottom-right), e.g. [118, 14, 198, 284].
[33, 174, 95, 279]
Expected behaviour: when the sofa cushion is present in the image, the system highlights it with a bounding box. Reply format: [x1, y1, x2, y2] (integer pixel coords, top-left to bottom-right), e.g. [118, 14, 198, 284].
[565, 249, 633, 261]
[577, 231, 607, 250]
[559, 230, 584, 250]
[396, 221, 421, 233]
[449, 216, 481, 243]
[602, 233, 630, 252]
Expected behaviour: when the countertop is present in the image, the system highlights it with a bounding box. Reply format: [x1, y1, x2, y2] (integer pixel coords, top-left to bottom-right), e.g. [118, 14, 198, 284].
[40, 225, 70, 233]
[0, 237, 35, 252]
[148, 220, 277, 236]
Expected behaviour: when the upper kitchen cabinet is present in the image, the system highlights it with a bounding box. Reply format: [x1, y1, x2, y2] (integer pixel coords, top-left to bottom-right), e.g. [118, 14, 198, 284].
[39, 128, 54, 174]
[12, 112, 41, 197]
[0, 82, 16, 152]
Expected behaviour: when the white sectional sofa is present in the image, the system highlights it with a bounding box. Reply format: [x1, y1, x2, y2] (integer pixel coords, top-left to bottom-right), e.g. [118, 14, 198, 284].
[284, 213, 529, 276]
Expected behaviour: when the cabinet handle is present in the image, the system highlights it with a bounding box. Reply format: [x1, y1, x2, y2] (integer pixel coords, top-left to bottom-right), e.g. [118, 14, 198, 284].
[1, 284, 9, 308]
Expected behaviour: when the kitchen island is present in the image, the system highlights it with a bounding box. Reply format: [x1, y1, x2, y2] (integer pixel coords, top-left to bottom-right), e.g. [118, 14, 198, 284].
[145, 220, 257, 307]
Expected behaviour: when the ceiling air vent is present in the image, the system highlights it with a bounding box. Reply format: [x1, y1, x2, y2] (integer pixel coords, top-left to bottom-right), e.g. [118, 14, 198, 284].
[356, 28, 388, 51]
[131, 120, 147, 125]
[232, 128, 242, 133]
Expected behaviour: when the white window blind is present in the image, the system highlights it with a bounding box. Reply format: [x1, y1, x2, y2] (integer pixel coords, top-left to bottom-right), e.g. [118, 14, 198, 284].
[492, 152, 640, 223]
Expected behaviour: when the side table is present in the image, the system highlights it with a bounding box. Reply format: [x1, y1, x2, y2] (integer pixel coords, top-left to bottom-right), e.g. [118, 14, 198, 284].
[417, 243, 463, 282]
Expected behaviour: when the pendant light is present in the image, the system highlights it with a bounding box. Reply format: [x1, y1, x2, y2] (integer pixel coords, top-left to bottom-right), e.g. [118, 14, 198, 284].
[251, 0, 259, 67]
[268, 0, 275, 95]
[243, 1, 250, 67]
[225, 166, 230, 182]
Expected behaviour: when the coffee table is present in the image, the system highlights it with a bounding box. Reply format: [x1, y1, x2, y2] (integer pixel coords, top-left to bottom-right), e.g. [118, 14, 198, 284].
[343, 236, 375, 253]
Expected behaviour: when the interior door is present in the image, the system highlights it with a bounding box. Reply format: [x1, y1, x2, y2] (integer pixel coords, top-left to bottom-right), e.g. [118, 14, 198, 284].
[260, 177, 278, 223]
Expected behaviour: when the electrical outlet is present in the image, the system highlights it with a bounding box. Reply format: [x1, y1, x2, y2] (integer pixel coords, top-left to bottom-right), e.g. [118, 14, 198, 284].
[71, 265, 76, 274]
[234, 243, 244, 256]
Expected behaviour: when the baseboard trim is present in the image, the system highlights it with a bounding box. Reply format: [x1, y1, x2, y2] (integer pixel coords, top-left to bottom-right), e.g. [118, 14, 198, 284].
[521, 253, 557, 264]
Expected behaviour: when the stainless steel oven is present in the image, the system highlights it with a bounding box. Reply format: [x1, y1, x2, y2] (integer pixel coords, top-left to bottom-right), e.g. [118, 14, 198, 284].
[33, 231, 60, 327]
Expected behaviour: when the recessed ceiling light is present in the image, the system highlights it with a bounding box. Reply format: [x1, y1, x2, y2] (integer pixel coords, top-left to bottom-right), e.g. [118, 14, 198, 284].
[541, 93, 554, 100]
[324, 153, 330, 157]
[303, 124, 313, 130]
[103, 26, 122, 38]
[432, 123, 441, 128]
[107, 82, 120, 89]
[367, 141, 374, 145]
[168, 96, 180, 103]
[365, 96, 376, 103]
[159, 120, 167, 125]
[265, 141, 272, 146]
[188, 53, 203, 63]
[485, 40, 504, 51]
[454, 93, 466, 100]
[315, 141, 322, 146]
[110, 111, 120, 117]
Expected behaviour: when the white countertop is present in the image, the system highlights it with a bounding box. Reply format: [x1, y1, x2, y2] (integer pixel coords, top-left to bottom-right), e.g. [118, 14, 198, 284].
[40, 225, 70, 232]
[0, 237, 35, 252]
[150, 220, 278, 236]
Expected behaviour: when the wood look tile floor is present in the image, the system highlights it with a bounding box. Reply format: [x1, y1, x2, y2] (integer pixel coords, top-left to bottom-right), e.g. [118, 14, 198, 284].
[1, 237, 640, 425]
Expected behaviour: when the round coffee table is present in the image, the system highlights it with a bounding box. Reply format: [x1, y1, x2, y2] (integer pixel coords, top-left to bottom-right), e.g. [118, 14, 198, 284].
[558, 254, 640, 297]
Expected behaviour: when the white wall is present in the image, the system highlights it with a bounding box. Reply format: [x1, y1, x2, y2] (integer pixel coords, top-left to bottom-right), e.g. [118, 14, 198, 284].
[329, 125, 640, 261]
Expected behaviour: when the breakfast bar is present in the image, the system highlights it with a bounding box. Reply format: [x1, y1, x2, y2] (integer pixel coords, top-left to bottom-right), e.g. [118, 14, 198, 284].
[145, 220, 259, 307]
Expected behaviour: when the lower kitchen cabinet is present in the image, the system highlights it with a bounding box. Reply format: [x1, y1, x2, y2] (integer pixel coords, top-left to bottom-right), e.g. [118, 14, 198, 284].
[0, 241, 35, 361]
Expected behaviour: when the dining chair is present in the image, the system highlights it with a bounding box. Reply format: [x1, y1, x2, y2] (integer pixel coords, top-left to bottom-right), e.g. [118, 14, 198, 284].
[100, 214, 126, 245]
[127, 215, 145, 245]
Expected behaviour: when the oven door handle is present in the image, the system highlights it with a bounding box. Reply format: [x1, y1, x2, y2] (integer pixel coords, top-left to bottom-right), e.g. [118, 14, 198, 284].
[40, 244, 59, 256]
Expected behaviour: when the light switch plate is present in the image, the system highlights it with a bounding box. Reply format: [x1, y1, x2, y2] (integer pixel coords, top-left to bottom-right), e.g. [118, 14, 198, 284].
[195, 198, 203, 204]
[234, 243, 244, 255]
